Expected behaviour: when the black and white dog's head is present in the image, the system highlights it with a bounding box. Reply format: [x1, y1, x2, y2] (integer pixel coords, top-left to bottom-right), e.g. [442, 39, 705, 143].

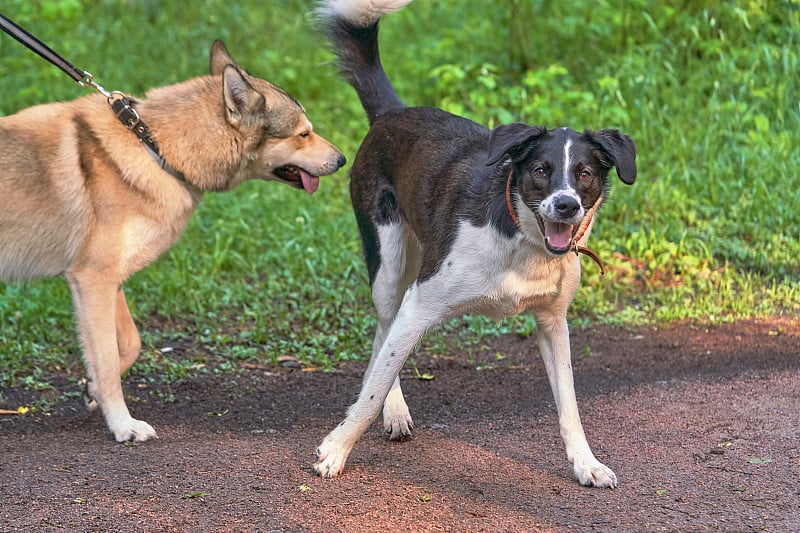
[487, 124, 636, 254]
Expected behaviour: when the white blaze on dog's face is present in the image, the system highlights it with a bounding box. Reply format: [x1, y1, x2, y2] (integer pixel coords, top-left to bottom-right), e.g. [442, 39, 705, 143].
[524, 130, 599, 254]
[512, 129, 599, 254]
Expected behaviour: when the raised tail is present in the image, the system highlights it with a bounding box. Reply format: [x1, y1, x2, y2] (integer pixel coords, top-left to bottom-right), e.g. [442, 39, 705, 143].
[317, 0, 412, 124]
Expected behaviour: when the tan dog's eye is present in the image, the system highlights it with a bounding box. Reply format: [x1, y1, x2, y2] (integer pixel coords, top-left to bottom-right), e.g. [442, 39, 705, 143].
[299, 131, 310, 138]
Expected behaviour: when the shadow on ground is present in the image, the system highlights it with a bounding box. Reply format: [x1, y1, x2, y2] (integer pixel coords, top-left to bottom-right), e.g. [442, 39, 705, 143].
[1, 319, 798, 531]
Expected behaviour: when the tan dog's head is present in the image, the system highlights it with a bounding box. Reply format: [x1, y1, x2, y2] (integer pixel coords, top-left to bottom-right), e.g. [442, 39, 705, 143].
[209, 41, 345, 193]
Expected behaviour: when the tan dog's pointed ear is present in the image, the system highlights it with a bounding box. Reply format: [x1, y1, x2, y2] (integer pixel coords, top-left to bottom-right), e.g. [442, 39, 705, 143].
[210, 40, 238, 76]
[222, 65, 265, 129]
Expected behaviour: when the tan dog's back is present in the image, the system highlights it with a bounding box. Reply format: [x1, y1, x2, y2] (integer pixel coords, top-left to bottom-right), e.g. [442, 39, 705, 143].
[1, 99, 94, 280]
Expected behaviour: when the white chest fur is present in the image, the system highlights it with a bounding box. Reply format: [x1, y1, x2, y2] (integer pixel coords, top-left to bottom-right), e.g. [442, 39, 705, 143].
[421, 221, 581, 321]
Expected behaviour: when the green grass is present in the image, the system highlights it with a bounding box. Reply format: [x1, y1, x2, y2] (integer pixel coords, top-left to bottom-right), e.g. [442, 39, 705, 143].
[1, 0, 798, 389]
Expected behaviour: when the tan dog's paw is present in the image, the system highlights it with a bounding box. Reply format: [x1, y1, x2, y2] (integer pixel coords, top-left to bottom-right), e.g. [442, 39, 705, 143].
[80, 378, 99, 411]
[574, 459, 617, 488]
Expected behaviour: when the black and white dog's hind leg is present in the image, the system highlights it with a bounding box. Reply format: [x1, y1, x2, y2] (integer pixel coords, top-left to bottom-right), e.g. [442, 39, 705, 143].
[361, 222, 421, 440]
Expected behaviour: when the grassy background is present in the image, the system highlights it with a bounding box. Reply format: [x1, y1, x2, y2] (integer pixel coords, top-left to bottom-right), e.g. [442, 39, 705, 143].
[1, 0, 798, 390]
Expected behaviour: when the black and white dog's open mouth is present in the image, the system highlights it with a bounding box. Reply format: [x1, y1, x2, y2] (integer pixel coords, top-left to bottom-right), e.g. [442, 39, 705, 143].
[536, 214, 576, 254]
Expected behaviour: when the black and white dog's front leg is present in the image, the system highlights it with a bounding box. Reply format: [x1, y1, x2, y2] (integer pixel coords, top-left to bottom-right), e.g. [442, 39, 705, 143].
[534, 310, 617, 488]
[314, 283, 441, 478]
[364, 325, 413, 441]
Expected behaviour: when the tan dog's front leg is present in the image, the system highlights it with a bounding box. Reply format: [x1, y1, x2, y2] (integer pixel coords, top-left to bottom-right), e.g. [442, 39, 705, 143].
[66, 272, 157, 442]
[115, 286, 142, 375]
[535, 312, 616, 488]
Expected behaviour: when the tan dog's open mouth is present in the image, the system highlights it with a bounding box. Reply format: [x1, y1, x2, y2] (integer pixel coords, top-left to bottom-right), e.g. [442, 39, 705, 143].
[274, 165, 320, 194]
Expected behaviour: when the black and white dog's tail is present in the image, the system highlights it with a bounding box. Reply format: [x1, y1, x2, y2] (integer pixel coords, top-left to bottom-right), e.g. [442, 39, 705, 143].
[317, 0, 411, 124]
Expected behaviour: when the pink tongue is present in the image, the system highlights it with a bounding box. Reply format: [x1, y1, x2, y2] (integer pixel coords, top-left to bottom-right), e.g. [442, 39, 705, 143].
[299, 169, 320, 195]
[545, 222, 574, 249]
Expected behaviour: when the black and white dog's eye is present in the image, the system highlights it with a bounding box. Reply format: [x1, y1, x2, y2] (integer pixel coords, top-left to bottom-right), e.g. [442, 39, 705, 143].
[579, 169, 592, 180]
[533, 167, 547, 178]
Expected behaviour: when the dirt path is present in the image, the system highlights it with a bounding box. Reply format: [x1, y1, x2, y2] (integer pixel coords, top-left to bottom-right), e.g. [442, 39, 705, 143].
[1, 319, 798, 531]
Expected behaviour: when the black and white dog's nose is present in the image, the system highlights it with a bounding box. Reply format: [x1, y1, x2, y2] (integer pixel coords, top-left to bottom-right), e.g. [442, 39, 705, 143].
[553, 195, 581, 219]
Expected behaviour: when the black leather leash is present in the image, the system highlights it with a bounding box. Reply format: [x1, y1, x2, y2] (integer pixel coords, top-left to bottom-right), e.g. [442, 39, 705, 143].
[0, 12, 87, 83]
[0, 13, 185, 181]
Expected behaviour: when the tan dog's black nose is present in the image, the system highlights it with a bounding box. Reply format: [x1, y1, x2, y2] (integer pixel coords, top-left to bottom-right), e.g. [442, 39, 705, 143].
[336, 152, 347, 169]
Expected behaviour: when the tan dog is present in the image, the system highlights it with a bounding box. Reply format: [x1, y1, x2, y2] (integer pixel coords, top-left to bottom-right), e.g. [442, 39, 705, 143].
[0, 40, 345, 442]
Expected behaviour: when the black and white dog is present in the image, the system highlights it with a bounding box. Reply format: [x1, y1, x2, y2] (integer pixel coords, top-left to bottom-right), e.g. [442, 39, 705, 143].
[315, 0, 636, 488]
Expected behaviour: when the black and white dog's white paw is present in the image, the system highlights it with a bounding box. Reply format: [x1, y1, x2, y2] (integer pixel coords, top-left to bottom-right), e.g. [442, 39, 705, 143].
[574, 458, 618, 489]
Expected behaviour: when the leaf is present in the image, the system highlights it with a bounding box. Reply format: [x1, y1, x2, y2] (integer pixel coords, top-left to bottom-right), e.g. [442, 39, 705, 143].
[182, 492, 209, 499]
[748, 457, 772, 465]
[753, 113, 769, 133]
[299, 484, 312, 492]
[413, 368, 435, 381]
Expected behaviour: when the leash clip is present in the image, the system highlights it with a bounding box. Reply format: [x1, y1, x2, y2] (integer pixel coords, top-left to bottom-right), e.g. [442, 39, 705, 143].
[77, 70, 112, 98]
[76, 71, 93, 87]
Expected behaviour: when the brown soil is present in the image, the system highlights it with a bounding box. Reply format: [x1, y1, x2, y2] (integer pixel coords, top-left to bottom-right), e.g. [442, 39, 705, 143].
[1, 318, 798, 532]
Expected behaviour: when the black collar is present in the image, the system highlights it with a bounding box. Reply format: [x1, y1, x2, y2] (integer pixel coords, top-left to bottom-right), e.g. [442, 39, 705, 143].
[110, 95, 187, 183]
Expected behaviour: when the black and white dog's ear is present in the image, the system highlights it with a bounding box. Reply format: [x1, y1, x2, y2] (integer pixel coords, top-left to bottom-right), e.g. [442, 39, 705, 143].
[487, 123, 548, 166]
[588, 129, 637, 185]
